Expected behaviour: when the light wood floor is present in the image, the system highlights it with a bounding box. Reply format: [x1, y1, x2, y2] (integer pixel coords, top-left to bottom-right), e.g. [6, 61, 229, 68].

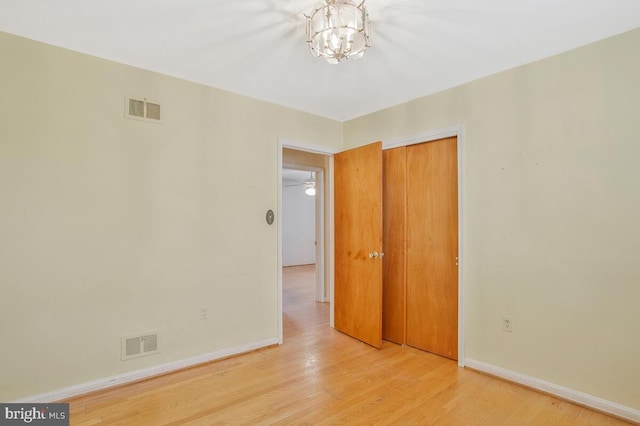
[67, 265, 631, 425]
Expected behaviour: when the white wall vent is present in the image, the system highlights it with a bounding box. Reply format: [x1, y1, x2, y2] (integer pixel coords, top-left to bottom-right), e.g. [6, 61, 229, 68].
[125, 95, 163, 124]
[121, 331, 160, 360]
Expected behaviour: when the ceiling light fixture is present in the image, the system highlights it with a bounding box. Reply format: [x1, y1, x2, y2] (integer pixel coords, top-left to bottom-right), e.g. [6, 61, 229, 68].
[305, 187, 316, 196]
[305, 0, 371, 64]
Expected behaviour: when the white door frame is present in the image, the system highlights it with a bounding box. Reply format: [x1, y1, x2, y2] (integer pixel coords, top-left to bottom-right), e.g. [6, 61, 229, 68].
[277, 139, 337, 344]
[382, 124, 466, 366]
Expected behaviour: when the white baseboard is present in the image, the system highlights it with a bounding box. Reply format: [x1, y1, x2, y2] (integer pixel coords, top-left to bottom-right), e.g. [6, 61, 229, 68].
[12, 337, 279, 404]
[464, 359, 640, 424]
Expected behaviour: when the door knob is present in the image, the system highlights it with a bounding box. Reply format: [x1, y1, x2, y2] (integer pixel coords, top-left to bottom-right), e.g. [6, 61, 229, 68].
[368, 251, 378, 259]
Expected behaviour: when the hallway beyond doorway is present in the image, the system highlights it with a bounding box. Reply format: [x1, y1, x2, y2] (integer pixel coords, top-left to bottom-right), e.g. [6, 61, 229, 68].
[283, 265, 329, 340]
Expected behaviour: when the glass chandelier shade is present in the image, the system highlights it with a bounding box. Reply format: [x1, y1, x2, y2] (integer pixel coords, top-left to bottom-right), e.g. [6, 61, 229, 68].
[305, 0, 371, 64]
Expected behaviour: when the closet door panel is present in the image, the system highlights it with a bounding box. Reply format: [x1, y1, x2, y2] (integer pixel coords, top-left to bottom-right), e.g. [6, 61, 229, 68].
[382, 147, 407, 344]
[334, 142, 384, 348]
[406, 137, 458, 360]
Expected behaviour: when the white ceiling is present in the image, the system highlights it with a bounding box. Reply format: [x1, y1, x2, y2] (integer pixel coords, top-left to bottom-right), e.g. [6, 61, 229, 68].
[283, 169, 314, 184]
[1, 0, 639, 121]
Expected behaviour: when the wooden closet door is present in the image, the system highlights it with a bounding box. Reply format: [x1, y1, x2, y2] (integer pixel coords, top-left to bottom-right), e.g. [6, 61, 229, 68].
[382, 147, 407, 344]
[334, 142, 384, 349]
[406, 137, 458, 360]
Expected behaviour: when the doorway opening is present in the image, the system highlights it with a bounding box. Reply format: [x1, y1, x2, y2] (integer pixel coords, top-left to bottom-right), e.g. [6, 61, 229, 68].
[278, 144, 335, 344]
[282, 168, 323, 302]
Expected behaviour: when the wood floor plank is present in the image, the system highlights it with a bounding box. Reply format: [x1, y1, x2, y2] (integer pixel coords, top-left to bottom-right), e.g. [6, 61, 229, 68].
[66, 265, 632, 425]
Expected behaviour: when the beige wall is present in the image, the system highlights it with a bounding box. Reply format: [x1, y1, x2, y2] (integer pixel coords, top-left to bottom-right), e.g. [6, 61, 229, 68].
[344, 28, 640, 409]
[0, 31, 342, 400]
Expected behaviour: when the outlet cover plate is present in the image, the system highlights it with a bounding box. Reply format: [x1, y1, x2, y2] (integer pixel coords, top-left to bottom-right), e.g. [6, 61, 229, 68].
[502, 316, 513, 332]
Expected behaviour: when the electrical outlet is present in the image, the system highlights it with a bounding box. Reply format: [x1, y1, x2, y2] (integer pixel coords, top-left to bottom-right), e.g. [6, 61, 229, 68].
[502, 316, 513, 332]
[200, 307, 208, 320]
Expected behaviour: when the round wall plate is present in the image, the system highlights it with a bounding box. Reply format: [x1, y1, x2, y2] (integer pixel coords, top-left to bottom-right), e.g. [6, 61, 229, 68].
[266, 209, 274, 225]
